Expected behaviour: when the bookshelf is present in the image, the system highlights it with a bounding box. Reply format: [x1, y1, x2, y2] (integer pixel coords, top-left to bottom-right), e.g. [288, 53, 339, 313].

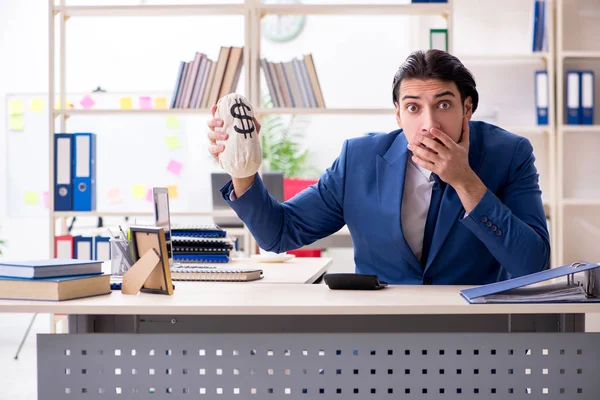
[47, 0, 558, 268]
[556, 0, 600, 266]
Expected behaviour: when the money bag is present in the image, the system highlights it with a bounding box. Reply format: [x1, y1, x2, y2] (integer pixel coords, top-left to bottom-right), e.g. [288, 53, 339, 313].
[215, 93, 262, 178]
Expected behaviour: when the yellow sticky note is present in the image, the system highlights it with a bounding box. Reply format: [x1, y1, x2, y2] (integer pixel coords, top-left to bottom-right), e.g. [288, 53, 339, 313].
[155, 97, 168, 109]
[167, 185, 179, 199]
[9, 100, 24, 115]
[166, 115, 179, 128]
[24, 191, 38, 205]
[30, 99, 45, 113]
[132, 184, 146, 199]
[9, 115, 25, 131]
[120, 97, 133, 110]
[165, 135, 181, 150]
[54, 97, 74, 110]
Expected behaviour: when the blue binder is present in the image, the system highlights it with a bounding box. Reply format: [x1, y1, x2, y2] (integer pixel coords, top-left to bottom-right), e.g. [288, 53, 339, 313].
[54, 133, 74, 211]
[535, 70, 549, 125]
[72, 132, 97, 211]
[566, 70, 582, 125]
[580, 70, 594, 125]
[94, 236, 111, 261]
[73, 236, 93, 260]
[460, 262, 600, 304]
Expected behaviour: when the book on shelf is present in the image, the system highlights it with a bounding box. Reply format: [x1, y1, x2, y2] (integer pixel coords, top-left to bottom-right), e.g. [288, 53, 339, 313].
[261, 54, 325, 109]
[0, 273, 111, 301]
[170, 46, 244, 109]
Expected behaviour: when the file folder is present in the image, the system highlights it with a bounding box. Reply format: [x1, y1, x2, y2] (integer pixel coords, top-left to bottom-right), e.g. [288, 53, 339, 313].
[54, 235, 74, 259]
[566, 70, 581, 124]
[54, 134, 73, 211]
[74, 236, 93, 260]
[94, 236, 111, 261]
[73, 132, 97, 211]
[581, 70, 594, 125]
[535, 70, 549, 125]
[460, 261, 600, 304]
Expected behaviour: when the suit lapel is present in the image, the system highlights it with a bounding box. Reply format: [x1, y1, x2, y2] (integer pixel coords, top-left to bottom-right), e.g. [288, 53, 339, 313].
[425, 127, 486, 271]
[376, 131, 422, 274]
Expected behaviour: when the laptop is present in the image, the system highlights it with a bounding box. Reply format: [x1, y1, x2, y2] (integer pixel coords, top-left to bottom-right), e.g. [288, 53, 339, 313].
[211, 171, 284, 227]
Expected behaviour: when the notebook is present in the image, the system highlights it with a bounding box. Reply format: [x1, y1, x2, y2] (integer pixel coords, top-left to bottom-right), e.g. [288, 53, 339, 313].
[0, 258, 103, 279]
[460, 261, 600, 304]
[170, 265, 263, 282]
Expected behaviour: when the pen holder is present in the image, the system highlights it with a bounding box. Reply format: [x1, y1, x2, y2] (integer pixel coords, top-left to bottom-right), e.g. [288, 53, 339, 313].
[110, 238, 134, 277]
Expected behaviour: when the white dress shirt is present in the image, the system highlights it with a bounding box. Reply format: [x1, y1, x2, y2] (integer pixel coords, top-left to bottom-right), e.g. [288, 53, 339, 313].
[401, 159, 434, 263]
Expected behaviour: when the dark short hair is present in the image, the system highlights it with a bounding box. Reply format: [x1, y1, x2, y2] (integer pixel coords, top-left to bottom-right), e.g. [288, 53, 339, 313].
[392, 49, 479, 113]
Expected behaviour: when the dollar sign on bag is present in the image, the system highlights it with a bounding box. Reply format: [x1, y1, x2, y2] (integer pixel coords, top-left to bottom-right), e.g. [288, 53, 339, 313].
[230, 99, 255, 139]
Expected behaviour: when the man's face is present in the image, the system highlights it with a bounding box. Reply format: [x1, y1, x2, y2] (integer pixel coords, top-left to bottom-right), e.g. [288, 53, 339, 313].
[395, 78, 472, 146]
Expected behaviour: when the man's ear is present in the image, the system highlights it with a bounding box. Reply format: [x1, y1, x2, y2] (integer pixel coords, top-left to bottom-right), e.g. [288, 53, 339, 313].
[395, 102, 402, 128]
[464, 97, 473, 119]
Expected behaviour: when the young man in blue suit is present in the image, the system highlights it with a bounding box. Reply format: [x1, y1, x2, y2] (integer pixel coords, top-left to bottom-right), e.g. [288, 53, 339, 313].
[207, 49, 550, 285]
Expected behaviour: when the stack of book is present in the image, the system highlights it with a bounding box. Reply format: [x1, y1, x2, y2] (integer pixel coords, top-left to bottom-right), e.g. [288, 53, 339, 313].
[170, 46, 244, 109]
[0, 258, 110, 301]
[171, 224, 235, 264]
[261, 54, 325, 108]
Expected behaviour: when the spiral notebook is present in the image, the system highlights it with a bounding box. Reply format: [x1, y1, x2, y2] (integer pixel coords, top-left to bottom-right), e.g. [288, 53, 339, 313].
[170, 265, 263, 282]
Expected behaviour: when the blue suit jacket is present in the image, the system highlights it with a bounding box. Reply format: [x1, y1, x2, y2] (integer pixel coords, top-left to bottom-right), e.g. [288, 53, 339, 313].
[221, 121, 550, 285]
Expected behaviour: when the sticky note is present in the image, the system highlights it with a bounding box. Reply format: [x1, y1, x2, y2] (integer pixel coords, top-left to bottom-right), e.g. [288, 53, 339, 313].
[54, 97, 74, 109]
[132, 184, 146, 199]
[42, 191, 49, 208]
[139, 96, 152, 110]
[167, 160, 183, 175]
[9, 100, 24, 115]
[146, 189, 153, 202]
[165, 135, 181, 150]
[24, 191, 38, 205]
[30, 99, 45, 113]
[155, 97, 168, 109]
[9, 115, 25, 131]
[120, 97, 133, 110]
[167, 185, 179, 199]
[80, 95, 95, 109]
[166, 115, 179, 128]
[107, 188, 121, 204]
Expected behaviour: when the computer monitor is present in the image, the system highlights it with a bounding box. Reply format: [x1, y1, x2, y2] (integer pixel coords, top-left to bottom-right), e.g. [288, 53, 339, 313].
[152, 187, 173, 268]
[211, 171, 284, 227]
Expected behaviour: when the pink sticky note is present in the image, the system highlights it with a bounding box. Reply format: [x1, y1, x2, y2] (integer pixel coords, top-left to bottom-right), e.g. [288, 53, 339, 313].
[80, 95, 95, 109]
[140, 96, 152, 110]
[146, 189, 153, 202]
[42, 191, 49, 208]
[107, 188, 122, 204]
[167, 160, 183, 175]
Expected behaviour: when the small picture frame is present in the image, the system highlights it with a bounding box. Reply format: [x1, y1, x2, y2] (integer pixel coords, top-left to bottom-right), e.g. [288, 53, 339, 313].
[129, 226, 174, 295]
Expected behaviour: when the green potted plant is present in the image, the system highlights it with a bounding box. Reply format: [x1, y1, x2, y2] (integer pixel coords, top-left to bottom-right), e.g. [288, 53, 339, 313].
[258, 97, 321, 199]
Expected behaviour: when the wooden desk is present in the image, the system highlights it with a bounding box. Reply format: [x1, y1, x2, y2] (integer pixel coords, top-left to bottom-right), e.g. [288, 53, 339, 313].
[3, 276, 600, 398]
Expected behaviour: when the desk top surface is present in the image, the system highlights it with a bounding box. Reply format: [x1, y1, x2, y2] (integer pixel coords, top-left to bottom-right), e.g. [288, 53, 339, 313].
[1, 269, 600, 315]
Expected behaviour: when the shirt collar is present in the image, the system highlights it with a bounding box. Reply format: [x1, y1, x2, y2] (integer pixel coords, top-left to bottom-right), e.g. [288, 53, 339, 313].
[408, 154, 433, 181]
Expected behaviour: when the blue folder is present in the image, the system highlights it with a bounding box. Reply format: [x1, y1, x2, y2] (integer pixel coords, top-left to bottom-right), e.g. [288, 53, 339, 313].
[460, 261, 600, 304]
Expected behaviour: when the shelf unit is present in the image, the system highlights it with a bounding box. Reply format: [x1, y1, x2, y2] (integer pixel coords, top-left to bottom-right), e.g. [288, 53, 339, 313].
[555, 0, 600, 265]
[48, 0, 557, 266]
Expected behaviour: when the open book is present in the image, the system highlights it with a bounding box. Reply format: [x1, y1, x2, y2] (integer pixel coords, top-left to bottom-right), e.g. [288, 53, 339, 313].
[460, 261, 600, 304]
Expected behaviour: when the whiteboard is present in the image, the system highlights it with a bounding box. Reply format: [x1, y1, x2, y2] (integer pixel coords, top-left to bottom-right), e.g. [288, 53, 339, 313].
[5, 91, 221, 218]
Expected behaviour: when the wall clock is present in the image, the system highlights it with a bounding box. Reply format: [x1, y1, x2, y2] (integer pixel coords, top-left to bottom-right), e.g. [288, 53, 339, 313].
[261, 0, 306, 43]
